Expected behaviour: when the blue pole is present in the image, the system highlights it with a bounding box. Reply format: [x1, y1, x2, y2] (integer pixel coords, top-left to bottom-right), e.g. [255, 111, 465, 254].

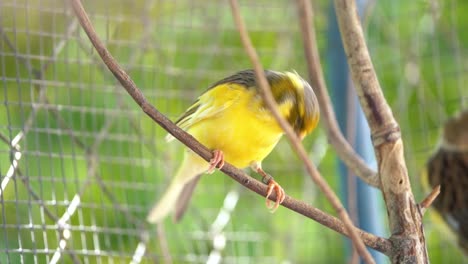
[327, 1, 387, 263]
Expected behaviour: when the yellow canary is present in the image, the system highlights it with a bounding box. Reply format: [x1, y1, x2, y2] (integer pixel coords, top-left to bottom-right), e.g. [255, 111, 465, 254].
[147, 69, 320, 223]
[424, 109, 468, 254]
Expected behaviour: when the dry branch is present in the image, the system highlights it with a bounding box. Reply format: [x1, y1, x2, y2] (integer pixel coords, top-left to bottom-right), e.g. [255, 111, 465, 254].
[69, 0, 391, 256]
[296, 0, 379, 188]
[334, 0, 429, 262]
[419, 185, 441, 215]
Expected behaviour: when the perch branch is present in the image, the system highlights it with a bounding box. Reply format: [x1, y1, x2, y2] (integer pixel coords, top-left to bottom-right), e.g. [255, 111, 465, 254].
[69, 0, 391, 255]
[334, 0, 429, 262]
[229, 0, 374, 263]
[296, 0, 379, 188]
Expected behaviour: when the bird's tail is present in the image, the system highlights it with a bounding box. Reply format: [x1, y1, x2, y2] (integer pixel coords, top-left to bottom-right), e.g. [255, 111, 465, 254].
[146, 180, 185, 224]
[146, 152, 207, 224]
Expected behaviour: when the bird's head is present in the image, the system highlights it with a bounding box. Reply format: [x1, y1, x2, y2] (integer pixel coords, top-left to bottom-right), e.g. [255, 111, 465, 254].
[441, 109, 468, 151]
[265, 70, 320, 139]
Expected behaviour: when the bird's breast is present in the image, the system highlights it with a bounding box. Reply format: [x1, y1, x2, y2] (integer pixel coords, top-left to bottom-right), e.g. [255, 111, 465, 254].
[187, 91, 284, 168]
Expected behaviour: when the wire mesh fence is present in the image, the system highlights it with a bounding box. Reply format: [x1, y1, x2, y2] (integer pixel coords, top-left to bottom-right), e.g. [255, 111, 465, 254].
[0, 0, 467, 263]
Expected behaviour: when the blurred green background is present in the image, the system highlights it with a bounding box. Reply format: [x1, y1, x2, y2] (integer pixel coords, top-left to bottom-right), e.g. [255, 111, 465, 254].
[0, 0, 467, 263]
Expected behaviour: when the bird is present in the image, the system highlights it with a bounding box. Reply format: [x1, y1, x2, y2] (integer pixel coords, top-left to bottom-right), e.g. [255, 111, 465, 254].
[424, 109, 468, 255]
[146, 69, 320, 224]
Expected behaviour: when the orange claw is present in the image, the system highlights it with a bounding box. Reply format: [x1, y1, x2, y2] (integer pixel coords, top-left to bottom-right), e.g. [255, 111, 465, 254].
[207, 150, 224, 174]
[256, 168, 285, 212]
[265, 178, 285, 212]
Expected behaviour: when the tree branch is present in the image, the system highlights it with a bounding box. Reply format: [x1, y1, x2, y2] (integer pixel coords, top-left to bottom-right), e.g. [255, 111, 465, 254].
[334, 0, 429, 262]
[229, 0, 375, 263]
[296, 0, 379, 188]
[419, 185, 440, 215]
[69, 0, 391, 256]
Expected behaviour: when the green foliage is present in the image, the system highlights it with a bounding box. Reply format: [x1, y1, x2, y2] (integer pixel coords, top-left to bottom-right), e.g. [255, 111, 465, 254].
[1, 0, 467, 263]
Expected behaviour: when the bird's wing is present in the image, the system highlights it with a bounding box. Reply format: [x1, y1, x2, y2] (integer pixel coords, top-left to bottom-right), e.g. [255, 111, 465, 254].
[166, 83, 242, 142]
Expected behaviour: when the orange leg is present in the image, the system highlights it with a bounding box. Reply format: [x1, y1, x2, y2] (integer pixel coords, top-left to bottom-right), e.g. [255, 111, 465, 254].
[256, 168, 286, 212]
[207, 150, 225, 174]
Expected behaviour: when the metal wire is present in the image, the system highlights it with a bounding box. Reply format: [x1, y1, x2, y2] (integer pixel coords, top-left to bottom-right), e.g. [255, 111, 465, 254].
[0, 1, 329, 263]
[1, 0, 467, 263]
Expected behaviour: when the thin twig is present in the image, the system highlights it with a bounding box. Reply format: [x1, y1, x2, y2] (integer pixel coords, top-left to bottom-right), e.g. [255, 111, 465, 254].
[74, 7, 172, 261]
[0, 19, 83, 264]
[296, 0, 379, 188]
[155, 224, 173, 264]
[14, 170, 67, 232]
[1, 20, 87, 150]
[75, 30, 158, 156]
[229, 0, 374, 263]
[69, 0, 391, 255]
[14, 168, 81, 264]
[419, 185, 441, 215]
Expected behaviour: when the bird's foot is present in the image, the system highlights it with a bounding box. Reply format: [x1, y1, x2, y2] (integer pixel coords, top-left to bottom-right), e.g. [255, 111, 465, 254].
[207, 150, 225, 174]
[256, 168, 285, 212]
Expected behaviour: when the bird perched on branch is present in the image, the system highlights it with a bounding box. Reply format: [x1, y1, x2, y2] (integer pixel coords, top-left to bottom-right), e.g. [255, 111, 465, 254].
[147, 69, 320, 223]
[425, 109, 468, 254]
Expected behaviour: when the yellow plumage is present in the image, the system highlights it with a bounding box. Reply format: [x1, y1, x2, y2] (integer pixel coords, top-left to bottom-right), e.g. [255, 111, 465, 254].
[147, 69, 319, 223]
